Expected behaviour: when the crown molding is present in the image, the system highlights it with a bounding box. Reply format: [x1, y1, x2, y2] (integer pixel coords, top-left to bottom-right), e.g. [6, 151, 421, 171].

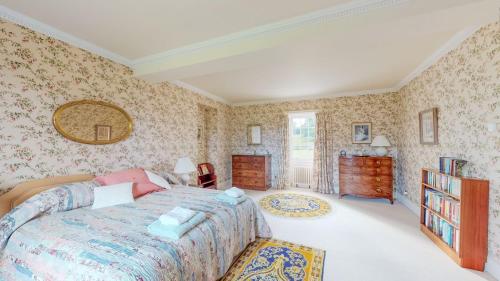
[395, 25, 482, 90]
[0, 5, 132, 67]
[231, 87, 398, 106]
[0, 2, 485, 107]
[0, 0, 410, 70]
[132, 0, 409, 66]
[230, 24, 484, 106]
[170, 80, 229, 105]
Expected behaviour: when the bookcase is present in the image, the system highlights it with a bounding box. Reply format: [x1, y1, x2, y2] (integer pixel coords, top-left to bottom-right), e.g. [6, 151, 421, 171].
[420, 168, 489, 271]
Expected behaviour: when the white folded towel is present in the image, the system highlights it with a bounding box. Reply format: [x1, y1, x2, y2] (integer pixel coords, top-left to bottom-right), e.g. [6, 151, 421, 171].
[159, 207, 196, 226]
[224, 187, 245, 198]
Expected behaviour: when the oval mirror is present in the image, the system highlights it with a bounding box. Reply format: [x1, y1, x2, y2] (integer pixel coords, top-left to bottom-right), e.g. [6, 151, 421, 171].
[53, 100, 133, 145]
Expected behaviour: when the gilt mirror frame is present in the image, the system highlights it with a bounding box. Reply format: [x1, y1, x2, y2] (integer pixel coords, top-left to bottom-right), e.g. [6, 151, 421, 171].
[53, 100, 133, 145]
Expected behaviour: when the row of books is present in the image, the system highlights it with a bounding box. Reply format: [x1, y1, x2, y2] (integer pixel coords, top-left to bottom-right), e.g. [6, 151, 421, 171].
[425, 171, 461, 197]
[423, 209, 460, 253]
[424, 189, 460, 225]
[439, 157, 467, 177]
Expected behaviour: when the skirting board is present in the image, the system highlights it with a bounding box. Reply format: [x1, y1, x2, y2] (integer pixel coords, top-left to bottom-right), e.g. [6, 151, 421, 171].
[395, 191, 419, 216]
[485, 259, 500, 280]
[396, 191, 500, 280]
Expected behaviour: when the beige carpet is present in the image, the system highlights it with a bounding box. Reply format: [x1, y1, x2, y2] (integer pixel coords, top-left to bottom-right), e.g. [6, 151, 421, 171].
[245, 188, 495, 281]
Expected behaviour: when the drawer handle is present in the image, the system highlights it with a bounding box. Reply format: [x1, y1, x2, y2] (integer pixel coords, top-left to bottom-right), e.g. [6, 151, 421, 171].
[376, 168, 380, 173]
[376, 161, 381, 165]
[376, 177, 381, 182]
[376, 188, 382, 193]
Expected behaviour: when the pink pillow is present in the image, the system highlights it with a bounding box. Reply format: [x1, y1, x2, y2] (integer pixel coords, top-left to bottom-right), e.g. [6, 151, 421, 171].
[95, 168, 161, 198]
[132, 183, 162, 198]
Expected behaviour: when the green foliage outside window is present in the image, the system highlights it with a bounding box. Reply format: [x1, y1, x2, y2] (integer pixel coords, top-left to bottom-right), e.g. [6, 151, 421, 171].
[290, 116, 315, 162]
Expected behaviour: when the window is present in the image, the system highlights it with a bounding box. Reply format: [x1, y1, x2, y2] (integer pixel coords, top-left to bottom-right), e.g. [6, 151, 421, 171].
[289, 112, 316, 164]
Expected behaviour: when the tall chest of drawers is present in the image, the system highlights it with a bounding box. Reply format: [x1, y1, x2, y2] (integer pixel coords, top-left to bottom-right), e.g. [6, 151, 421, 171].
[232, 155, 271, 191]
[339, 156, 393, 204]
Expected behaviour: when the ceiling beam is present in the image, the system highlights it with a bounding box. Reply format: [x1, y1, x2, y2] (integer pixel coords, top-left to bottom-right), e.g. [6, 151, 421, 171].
[132, 0, 410, 81]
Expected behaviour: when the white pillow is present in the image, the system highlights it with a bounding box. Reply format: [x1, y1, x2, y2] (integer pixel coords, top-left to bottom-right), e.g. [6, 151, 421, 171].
[145, 170, 172, 190]
[92, 182, 134, 209]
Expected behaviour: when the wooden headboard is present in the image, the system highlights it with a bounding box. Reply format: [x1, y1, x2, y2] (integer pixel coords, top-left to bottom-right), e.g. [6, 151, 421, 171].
[0, 174, 94, 218]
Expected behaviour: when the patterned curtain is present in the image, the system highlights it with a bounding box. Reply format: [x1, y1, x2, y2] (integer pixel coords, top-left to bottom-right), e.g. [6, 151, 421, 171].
[313, 112, 335, 194]
[275, 114, 289, 190]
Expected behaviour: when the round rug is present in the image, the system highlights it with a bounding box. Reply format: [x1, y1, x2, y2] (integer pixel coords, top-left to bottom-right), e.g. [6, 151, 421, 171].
[259, 193, 331, 218]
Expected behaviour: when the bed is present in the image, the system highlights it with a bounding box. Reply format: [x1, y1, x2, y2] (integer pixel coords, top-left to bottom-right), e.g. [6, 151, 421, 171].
[0, 175, 272, 280]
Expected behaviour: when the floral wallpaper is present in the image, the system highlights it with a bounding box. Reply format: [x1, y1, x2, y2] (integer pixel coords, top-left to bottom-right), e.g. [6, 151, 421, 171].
[197, 105, 209, 164]
[0, 19, 232, 195]
[229, 92, 402, 189]
[396, 22, 500, 262]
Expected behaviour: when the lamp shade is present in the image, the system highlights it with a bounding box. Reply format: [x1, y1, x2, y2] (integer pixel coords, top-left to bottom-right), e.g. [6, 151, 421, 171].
[174, 157, 196, 174]
[371, 135, 391, 147]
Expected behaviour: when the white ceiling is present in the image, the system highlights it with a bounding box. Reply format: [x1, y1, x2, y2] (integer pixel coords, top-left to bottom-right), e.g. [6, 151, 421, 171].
[0, 0, 351, 59]
[182, 27, 455, 103]
[0, 0, 497, 104]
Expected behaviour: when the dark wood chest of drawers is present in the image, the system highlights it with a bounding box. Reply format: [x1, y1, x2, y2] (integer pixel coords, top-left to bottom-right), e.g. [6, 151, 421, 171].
[232, 155, 271, 191]
[339, 156, 393, 204]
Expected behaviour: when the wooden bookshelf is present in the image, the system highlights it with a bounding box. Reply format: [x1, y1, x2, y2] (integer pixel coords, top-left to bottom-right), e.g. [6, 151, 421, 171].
[420, 168, 489, 271]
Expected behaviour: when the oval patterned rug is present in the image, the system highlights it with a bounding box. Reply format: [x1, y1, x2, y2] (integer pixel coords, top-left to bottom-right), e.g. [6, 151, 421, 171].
[259, 193, 331, 218]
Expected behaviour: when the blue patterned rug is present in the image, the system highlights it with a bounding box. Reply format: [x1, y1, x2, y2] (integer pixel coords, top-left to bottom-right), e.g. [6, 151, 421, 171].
[222, 238, 325, 280]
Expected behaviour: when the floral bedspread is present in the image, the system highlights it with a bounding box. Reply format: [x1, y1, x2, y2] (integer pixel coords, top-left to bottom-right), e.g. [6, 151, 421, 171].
[0, 183, 271, 281]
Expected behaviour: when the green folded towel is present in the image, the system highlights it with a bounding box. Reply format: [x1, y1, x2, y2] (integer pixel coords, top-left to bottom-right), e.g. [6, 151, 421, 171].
[215, 193, 247, 205]
[147, 212, 206, 240]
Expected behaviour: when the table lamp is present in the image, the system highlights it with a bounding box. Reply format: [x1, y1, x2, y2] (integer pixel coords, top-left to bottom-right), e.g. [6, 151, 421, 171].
[371, 135, 391, 156]
[174, 157, 196, 185]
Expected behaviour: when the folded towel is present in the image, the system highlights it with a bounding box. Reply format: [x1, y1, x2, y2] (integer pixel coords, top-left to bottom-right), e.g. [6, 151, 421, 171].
[224, 187, 245, 198]
[215, 193, 247, 205]
[159, 207, 196, 226]
[148, 212, 206, 240]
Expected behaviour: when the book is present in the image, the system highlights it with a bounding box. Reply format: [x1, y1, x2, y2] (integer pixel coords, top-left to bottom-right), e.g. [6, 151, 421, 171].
[424, 189, 460, 225]
[439, 157, 467, 177]
[423, 209, 460, 252]
[424, 170, 462, 197]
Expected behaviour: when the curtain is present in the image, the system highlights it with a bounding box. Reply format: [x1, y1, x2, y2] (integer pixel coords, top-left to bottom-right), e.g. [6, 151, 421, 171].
[313, 111, 335, 194]
[275, 114, 289, 190]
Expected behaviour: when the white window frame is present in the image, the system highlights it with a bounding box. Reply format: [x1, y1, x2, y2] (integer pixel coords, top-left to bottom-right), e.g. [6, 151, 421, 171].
[288, 111, 316, 166]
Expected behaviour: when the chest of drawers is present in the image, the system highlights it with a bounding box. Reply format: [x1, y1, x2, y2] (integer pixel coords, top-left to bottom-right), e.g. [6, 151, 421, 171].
[232, 155, 271, 191]
[339, 156, 393, 204]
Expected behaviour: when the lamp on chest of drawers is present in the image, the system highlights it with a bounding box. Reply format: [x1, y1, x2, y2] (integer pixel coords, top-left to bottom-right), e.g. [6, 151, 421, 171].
[174, 157, 196, 186]
[371, 135, 391, 156]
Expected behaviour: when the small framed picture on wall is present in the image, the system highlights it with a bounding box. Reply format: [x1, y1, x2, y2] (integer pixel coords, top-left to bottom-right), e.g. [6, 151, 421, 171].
[419, 108, 438, 145]
[247, 124, 262, 145]
[352, 122, 372, 144]
[95, 125, 112, 141]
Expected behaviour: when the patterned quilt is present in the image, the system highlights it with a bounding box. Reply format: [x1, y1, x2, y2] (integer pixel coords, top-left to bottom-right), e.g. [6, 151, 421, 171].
[0, 182, 272, 281]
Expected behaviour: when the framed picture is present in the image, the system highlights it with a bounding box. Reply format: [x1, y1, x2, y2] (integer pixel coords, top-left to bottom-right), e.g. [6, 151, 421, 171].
[352, 122, 372, 144]
[95, 125, 112, 141]
[419, 108, 438, 144]
[247, 124, 262, 145]
[200, 164, 210, 175]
